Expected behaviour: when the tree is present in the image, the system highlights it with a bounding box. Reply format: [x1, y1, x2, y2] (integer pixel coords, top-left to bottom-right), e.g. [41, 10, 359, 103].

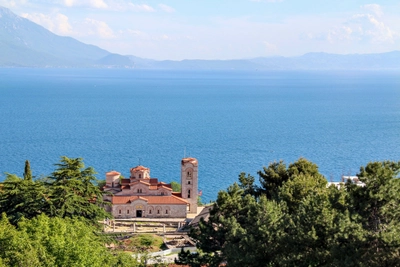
[47, 156, 110, 223]
[185, 159, 400, 267]
[175, 248, 201, 267]
[23, 160, 32, 181]
[0, 213, 139, 267]
[0, 174, 50, 225]
[171, 181, 181, 192]
[346, 161, 400, 266]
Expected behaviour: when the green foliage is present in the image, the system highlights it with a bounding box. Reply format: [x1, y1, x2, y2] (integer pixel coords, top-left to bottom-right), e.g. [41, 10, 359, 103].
[127, 234, 164, 252]
[197, 196, 203, 206]
[47, 156, 110, 222]
[175, 248, 201, 267]
[171, 181, 181, 192]
[0, 213, 139, 267]
[0, 156, 110, 225]
[23, 160, 33, 181]
[184, 159, 400, 267]
[0, 174, 50, 224]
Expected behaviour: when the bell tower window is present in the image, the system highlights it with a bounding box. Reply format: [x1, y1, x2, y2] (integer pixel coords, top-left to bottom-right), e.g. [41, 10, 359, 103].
[188, 189, 191, 198]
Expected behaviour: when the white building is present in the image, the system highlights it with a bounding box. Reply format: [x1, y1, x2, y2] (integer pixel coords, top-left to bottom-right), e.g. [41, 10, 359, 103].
[328, 175, 366, 189]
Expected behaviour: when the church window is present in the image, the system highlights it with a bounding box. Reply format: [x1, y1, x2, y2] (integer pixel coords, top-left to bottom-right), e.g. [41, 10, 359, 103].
[149, 210, 152, 214]
[188, 181, 191, 184]
[187, 171, 192, 178]
[139, 174, 142, 178]
[188, 190, 191, 198]
[166, 210, 168, 214]
[137, 189, 142, 193]
[127, 210, 129, 214]
[119, 209, 121, 214]
[157, 210, 160, 214]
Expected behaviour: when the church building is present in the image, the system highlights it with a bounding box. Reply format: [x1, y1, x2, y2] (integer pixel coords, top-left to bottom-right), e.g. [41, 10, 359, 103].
[103, 157, 198, 218]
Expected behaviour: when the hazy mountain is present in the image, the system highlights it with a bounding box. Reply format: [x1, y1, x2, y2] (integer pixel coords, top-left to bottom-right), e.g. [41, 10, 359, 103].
[1, 6, 399, 70]
[132, 52, 400, 70]
[0, 6, 132, 67]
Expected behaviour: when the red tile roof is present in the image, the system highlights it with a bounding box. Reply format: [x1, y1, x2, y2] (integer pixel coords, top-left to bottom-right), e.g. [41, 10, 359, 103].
[181, 157, 198, 166]
[159, 185, 172, 191]
[130, 180, 150, 186]
[130, 165, 149, 172]
[111, 195, 188, 205]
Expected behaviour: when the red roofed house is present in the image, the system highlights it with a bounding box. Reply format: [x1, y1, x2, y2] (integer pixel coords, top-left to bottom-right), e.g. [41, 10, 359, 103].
[103, 157, 198, 218]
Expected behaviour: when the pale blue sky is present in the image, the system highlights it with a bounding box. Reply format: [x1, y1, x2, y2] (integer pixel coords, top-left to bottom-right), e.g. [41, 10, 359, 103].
[2, 0, 399, 60]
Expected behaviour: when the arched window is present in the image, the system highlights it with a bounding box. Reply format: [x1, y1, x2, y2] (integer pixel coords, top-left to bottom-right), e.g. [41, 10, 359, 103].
[187, 171, 192, 178]
[188, 181, 191, 184]
[188, 190, 191, 198]
[166, 209, 168, 214]
[157, 209, 160, 214]
[127, 209, 130, 214]
[139, 174, 142, 178]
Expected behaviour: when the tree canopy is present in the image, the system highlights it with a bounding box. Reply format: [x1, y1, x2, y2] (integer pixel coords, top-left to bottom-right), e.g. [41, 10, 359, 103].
[179, 158, 400, 267]
[0, 157, 139, 267]
[0, 213, 138, 267]
[0, 156, 110, 225]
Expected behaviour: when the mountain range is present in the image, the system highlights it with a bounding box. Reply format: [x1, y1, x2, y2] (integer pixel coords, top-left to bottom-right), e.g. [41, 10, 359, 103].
[1, 6, 399, 70]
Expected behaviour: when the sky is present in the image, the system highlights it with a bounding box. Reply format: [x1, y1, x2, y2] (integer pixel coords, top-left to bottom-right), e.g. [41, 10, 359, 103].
[1, 0, 400, 60]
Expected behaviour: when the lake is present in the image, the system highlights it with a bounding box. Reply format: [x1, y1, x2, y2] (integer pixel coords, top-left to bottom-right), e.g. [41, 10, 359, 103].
[0, 68, 399, 202]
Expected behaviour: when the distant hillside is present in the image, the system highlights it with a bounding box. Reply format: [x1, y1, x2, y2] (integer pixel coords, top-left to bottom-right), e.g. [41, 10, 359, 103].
[0, 6, 399, 70]
[136, 52, 400, 70]
[0, 6, 132, 68]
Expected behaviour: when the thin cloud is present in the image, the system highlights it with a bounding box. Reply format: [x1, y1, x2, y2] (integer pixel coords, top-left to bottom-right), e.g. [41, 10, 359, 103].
[63, 0, 108, 9]
[304, 6, 396, 45]
[158, 4, 175, 13]
[127, 3, 155, 12]
[263, 41, 277, 51]
[83, 18, 115, 39]
[361, 4, 383, 17]
[21, 12, 73, 36]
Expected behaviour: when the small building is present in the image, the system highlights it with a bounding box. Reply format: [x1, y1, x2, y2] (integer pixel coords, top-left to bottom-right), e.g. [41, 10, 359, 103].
[327, 175, 366, 189]
[103, 157, 198, 218]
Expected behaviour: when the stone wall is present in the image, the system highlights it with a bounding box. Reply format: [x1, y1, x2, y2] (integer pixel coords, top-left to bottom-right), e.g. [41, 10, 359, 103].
[112, 203, 186, 219]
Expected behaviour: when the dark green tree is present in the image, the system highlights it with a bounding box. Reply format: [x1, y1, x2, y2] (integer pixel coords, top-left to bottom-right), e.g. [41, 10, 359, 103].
[174, 248, 201, 267]
[186, 159, 400, 267]
[346, 161, 400, 266]
[0, 174, 50, 225]
[23, 160, 32, 181]
[47, 156, 110, 223]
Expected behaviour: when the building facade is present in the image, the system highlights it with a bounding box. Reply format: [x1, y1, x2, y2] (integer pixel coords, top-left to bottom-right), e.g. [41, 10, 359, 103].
[103, 157, 198, 218]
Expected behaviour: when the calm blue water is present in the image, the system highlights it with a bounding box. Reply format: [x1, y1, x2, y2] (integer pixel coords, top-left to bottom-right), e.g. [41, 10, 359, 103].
[1, 69, 399, 202]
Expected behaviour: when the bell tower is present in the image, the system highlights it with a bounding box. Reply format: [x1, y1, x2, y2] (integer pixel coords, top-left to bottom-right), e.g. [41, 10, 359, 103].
[181, 157, 198, 214]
